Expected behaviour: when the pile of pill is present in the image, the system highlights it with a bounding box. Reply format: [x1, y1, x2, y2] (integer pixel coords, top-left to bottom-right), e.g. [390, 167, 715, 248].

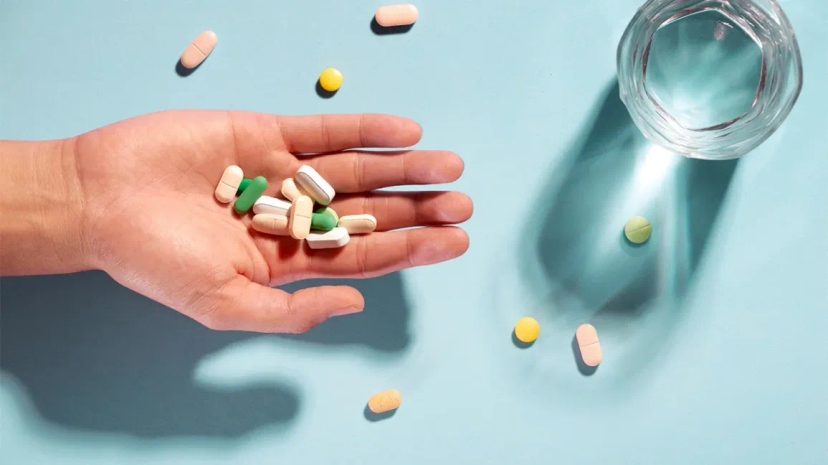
[214, 165, 377, 249]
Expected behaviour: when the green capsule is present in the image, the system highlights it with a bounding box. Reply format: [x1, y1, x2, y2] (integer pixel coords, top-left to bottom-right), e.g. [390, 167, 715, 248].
[314, 206, 339, 224]
[236, 178, 252, 195]
[234, 176, 267, 214]
[310, 210, 337, 231]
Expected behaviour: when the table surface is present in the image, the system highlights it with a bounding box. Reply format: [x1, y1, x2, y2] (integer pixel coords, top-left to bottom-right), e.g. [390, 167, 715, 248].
[1, 1, 826, 463]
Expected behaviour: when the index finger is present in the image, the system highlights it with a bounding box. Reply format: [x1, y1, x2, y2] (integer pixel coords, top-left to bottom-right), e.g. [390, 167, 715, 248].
[276, 114, 422, 154]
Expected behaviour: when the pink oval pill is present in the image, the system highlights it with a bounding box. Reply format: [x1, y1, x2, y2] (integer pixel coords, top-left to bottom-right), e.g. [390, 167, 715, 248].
[375, 4, 419, 27]
[180, 30, 217, 69]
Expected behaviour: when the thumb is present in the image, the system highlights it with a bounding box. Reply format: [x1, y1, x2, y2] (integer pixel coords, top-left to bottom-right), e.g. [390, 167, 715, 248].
[197, 276, 364, 333]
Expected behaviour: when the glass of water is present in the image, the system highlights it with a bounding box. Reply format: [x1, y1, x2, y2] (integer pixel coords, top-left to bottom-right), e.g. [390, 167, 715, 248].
[617, 0, 803, 160]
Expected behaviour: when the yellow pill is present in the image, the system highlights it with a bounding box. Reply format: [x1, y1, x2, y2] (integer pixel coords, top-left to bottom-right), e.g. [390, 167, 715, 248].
[368, 389, 401, 414]
[624, 216, 652, 244]
[514, 317, 540, 343]
[318, 68, 343, 92]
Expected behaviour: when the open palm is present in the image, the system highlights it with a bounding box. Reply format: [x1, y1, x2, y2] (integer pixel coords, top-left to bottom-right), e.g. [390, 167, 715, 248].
[73, 110, 472, 332]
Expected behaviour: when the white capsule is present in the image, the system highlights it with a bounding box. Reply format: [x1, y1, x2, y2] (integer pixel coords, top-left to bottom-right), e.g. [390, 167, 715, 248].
[338, 214, 377, 234]
[253, 196, 292, 216]
[295, 165, 335, 206]
[214, 165, 243, 203]
[306, 227, 350, 249]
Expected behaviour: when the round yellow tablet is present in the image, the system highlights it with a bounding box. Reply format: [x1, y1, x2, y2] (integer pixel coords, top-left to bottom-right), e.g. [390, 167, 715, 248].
[514, 317, 540, 343]
[624, 216, 652, 244]
[319, 67, 343, 92]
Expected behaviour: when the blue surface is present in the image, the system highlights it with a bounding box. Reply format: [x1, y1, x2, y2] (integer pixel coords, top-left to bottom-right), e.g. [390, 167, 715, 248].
[1, 0, 826, 463]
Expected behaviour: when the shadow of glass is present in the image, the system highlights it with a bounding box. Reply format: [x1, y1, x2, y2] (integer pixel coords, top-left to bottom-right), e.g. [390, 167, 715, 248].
[0, 271, 412, 438]
[509, 79, 738, 391]
[277, 273, 412, 353]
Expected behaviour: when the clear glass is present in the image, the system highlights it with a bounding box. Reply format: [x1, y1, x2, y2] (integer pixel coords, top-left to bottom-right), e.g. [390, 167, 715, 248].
[617, 0, 803, 160]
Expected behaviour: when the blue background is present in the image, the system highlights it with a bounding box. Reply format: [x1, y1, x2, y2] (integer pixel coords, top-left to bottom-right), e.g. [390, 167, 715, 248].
[1, 0, 826, 463]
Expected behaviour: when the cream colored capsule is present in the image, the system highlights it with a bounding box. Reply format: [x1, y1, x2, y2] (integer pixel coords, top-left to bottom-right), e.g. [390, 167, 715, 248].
[338, 214, 377, 234]
[289, 196, 313, 240]
[295, 165, 335, 206]
[575, 324, 603, 367]
[375, 4, 419, 27]
[307, 227, 350, 250]
[368, 389, 402, 414]
[252, 214, 289, 236]
[180, 30, 217, 69]
[281, 178, 308, 202]
[214, 165, 243, 203]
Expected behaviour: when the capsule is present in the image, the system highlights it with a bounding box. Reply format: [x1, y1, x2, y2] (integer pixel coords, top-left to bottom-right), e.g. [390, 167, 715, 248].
[281, 178, 308, 202]
[180, 30, 217, 69]
[295, 165, 335, 206]
[375, 4, 419, 27]
[310, 210, 338, 232]
[315, 206, 339, 225]
[338, 214, 377, 234]
[253, 196, 292, 216]
[289, 196, 313, 239]
[367, 389, 402, 414]
[215, 165, 243, 204]
[575, 324, 603, 367]
[233, 176, 268, 214]
[251, 214, 290, 236]
[307, 227, 350, 249]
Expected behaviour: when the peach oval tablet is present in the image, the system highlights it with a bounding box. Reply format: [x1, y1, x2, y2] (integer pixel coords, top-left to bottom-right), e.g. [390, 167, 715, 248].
[214, 165, 243, 203]
[368, 389, 402, 414]
[251, 214, 290, 236]
[575, 324, 603, 367]
[180, 30, 217, 69]
[289, 196, 313, 240]
[375, 4, 419, 27]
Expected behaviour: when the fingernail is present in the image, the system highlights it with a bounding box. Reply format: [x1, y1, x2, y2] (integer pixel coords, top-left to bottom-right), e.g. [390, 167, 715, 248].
[330, 307, 362, 317]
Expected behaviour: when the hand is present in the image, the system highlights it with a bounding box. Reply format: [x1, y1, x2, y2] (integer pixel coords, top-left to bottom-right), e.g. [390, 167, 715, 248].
[72, 110, 472, 333]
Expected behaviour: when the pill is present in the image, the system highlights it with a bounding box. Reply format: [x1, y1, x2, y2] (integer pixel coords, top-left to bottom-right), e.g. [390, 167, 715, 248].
[624, 216, 652, 244]
[315, 206, 339, 225]
[338, 214, 377, 234]
[318, 68, 343, 92]
[575, 324, 603, 367]
[251, 214, 290, 236]
[281, 178, 308, 202]
[289, 195, 313, 240]
[214, 165, 243, 204]
[236, 178, 252, 195]
[306, 227, 350, 250]
[310, 211, 337, 232]
[295, 165, 335, 205]
[375, 4, 419, 27]
[367, 389, 402, 414]
[253, 196, 292, 216]
[180, 30, 217, 69]
[514, 317, 540, 343]
[233, 176, 268, 214]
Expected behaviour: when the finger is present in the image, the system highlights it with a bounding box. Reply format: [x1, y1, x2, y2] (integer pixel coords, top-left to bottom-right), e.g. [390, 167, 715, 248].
[276, 114, 422, 153]
[329, 191, 474, 231]
[297, 226, 469, 279]
[306, 150, 464, 193]
[199, 276, 364, 333]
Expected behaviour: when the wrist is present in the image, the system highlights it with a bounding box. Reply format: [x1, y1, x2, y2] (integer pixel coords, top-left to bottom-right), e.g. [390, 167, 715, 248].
[0, 138, 97, 276]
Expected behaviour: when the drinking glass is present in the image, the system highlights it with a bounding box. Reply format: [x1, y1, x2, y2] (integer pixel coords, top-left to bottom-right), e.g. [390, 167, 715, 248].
[617, 0, 803, 160]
